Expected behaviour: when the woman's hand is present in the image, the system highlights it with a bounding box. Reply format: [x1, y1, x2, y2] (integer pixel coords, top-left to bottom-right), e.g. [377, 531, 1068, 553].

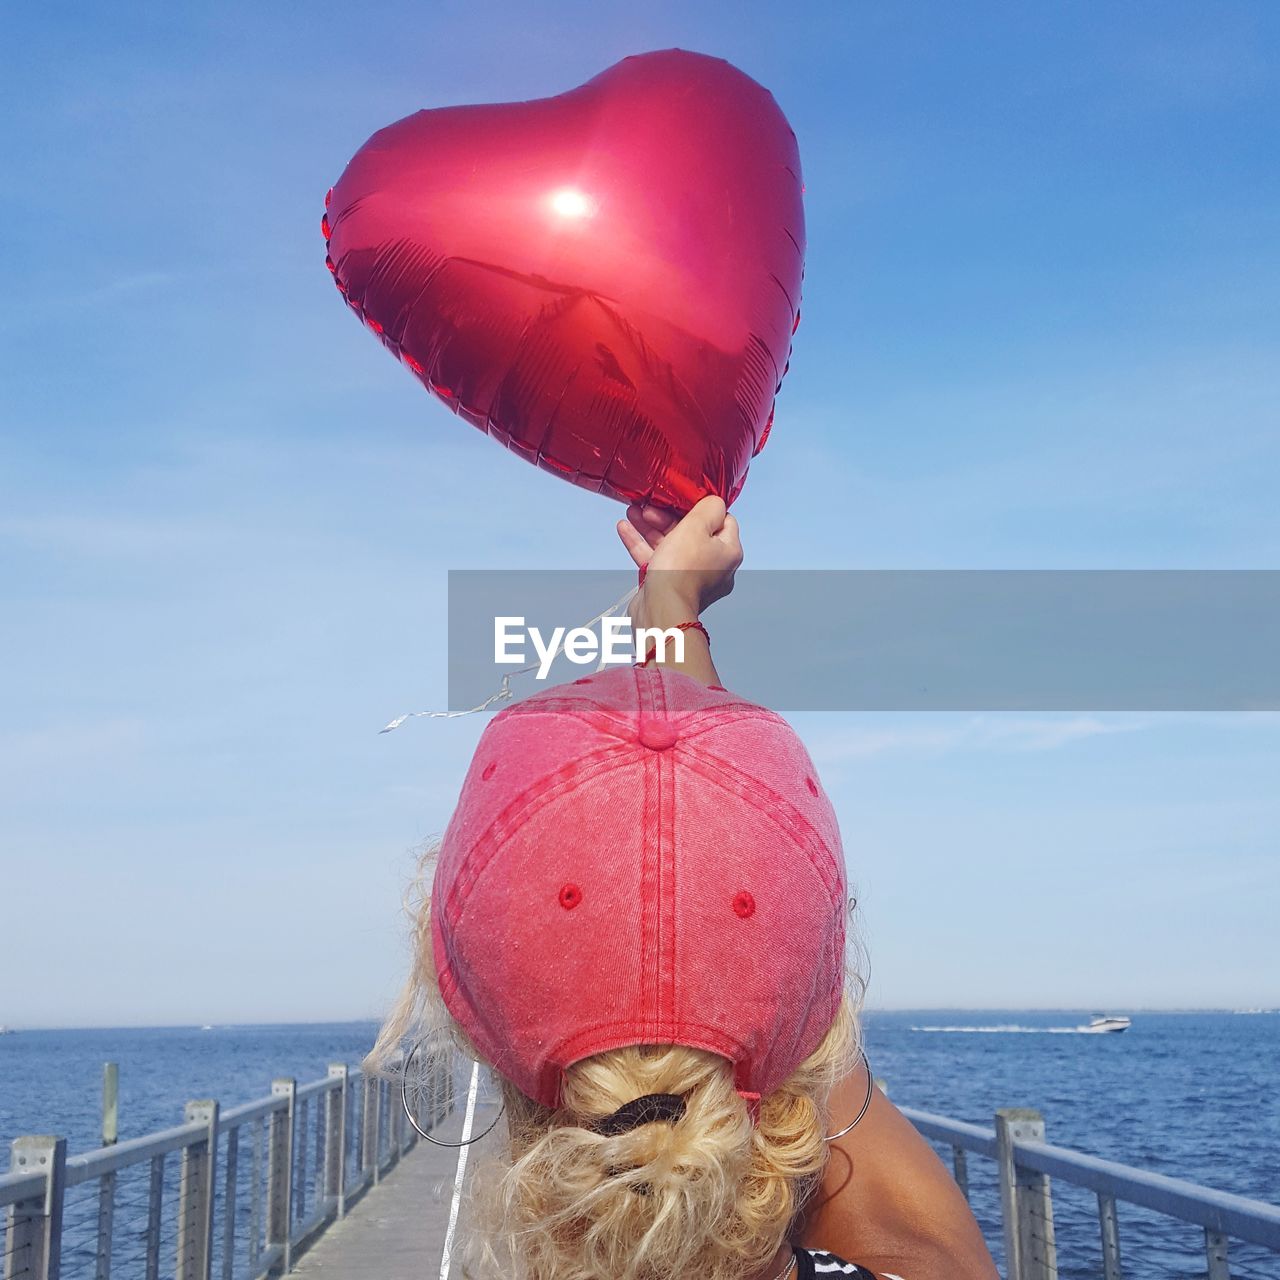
[616, 495, 742, 685]
[617, 495, 742, 624]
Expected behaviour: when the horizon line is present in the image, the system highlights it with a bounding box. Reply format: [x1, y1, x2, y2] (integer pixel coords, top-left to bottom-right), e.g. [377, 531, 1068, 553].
[5, 1005, 1277, 1034]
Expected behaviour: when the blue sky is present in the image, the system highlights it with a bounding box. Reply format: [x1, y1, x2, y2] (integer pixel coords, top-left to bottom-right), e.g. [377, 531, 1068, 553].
[2, 2, 1277, 1026]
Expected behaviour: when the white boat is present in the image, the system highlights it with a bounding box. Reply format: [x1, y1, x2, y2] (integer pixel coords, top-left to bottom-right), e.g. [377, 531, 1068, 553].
[0, 1025, 14, 1035]
[1079, 1014, 1131, 1034]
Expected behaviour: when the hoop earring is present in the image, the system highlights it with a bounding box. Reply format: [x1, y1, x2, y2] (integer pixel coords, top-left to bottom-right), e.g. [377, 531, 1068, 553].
[400, 1038, 506, 1148]
[823, 1051, 875, 1143]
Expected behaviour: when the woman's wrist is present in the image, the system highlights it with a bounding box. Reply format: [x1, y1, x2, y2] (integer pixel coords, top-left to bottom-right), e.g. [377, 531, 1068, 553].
[632, 580, 704, 634]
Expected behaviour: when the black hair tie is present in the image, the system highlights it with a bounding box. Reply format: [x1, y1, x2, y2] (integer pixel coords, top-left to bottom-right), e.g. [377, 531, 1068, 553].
[593, 1092, 687, 1137]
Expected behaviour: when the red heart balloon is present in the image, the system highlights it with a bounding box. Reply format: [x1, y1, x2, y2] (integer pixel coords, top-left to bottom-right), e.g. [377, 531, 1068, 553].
[324, 49, 803, 510]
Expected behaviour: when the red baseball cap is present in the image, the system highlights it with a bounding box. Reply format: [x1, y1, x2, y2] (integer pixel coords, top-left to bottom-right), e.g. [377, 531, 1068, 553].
[431, 664, 847, 1110]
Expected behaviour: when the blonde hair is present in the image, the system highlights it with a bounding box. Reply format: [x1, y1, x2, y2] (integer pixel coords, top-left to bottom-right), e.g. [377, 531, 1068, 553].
[369, 843, 864, 1280]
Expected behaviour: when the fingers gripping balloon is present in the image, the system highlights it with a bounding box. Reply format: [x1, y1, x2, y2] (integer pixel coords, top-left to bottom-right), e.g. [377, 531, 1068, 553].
[322, 49, 804, 510]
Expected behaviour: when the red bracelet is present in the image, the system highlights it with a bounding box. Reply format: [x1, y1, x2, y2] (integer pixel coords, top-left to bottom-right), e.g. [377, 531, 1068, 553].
[637, 620, 710, 667]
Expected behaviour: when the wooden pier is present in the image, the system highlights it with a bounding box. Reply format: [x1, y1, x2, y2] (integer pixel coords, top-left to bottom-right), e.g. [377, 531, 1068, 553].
[290, 1098, 502, 1280]
[287, 1141, 448, 1278]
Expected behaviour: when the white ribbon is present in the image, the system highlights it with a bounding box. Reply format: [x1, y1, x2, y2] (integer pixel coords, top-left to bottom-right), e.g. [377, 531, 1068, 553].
[380, 584, 639, 732]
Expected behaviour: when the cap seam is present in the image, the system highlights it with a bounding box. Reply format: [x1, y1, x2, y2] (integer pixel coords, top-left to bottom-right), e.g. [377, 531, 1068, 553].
[641, 744, 656, 1042]
[550, 1018, 749, 1068]
[442, 747, 638, 916]
[670, 746, 844, 900]
[668, 703, 793, 739]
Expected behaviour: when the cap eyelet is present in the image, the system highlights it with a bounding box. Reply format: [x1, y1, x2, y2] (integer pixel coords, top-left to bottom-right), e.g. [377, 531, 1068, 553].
[732, 891, 755, 919]
[481, 762, 497, 781]
[805, 777, 819, 796]
[559, 884, 583, 910]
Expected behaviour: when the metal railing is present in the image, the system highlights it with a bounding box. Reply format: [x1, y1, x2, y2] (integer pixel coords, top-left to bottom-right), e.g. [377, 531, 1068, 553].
[1, 1056, 451, 1280]
[9, 1065, 1275, 1279]
[902, 1105, 1280, 1280]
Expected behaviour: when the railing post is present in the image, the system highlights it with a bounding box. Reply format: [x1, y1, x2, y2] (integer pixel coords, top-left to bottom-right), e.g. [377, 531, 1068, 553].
[361, 1073, 381, 1185]
[294, 1097, 308, 1223]
[381, 1080, 393, 1172]
[267, 1079, 296, 1273]
[391, 1066, 405, 1160]
[176, 1101, 219, 1280]
[952, 1146, 970, 1202]
[247, 1122, 263, 1274]
[145, 1154, 164, 1280]
[352, 1075, 365, 1179]
[5, 1136, 66, 1280]
[220, 1127, 238, 1280]
[314, 1094, 324, 1212]
[102, 1065, 119, 1148]
[325, 1065, 349, 1217]
[1097, 1194, 1121, 1280]
[95, 1168, 116, 1280]
[1205, 1229, 1229, 1280]
[995, 1109, 1057, 1280]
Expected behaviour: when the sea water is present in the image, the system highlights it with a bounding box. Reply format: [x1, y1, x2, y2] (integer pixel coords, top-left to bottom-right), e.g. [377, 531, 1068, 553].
[864, 1010, 1278, 1279]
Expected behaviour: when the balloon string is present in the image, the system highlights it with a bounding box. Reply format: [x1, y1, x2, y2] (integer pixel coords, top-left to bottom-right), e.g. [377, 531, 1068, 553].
[379, 585, 639, 733]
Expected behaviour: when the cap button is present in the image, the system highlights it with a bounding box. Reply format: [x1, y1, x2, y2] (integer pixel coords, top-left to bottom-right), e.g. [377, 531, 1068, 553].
[637, 715, 679, 751]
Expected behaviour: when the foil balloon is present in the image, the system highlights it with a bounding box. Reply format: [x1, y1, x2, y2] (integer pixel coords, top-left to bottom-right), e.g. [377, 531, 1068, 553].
[323, 49, 804, 510]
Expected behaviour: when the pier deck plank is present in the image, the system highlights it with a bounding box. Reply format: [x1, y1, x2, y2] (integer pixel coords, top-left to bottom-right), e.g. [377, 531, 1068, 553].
[292, 1103, 500, 1278]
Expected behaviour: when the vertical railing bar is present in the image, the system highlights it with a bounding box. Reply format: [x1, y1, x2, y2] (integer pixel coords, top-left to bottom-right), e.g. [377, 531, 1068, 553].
[361, 1073, 379, 1187]
[314, 1091, 324, 1211]
[94, 1171, 116, 1280]
[387, 1074, 398, 1166]
[220, 1128, 238, 1280]
[398, 1053, 409, 1155]
[267, 1079, 296, 1273]
[1097, 1194, 1122, 1280]
[352, 1075, 363, 1185]
[295, 1097, 309, 1226]
[952, 1146, 969, 1202]
[144, 1153, 164, 1280]
[248, 1118, 263, 1271]
[326, 1065, 349, 1217]
[380, 1079, 389, 1172]
[1205, 1228, 1229, 1280]
[396, 1067, 404, 1153]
